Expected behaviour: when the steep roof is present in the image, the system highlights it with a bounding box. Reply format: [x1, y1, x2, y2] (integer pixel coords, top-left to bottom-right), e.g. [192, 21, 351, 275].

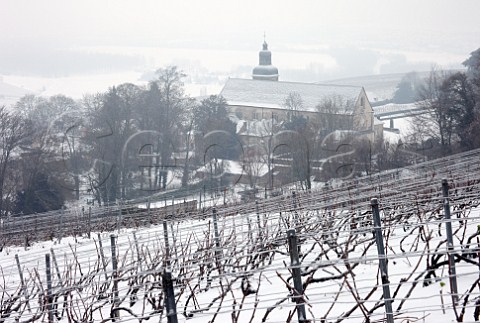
[220, 78, 363, 113]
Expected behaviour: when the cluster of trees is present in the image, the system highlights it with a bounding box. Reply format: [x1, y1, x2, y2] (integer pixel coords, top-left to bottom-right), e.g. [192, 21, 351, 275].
[1, 48, 479, 217]
[278, 48, 480, 188]
[269, 92, 376, 191]
[392, 71, 422, 104]
[408, 48, 480, 156]
[0, 70, 380, 217]
[0, 67, 237, 217]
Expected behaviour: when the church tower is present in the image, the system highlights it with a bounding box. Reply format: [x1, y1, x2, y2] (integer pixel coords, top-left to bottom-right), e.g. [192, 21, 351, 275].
[252, 38, 279, 81]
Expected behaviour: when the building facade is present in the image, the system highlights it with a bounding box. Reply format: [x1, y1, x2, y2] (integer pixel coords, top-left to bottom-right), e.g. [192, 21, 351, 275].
[220, 78, 382, 141]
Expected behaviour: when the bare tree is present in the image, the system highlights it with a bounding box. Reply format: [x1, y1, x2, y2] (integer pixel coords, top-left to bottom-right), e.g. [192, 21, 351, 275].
[14, 94, 85, 202]
[315, 95, 355, 137]
[463, 47, 480, 110]
[0, 106, 30, 216]
[413, 68, 453, 149]
[284, 91, 303, 121]
[243, 147, 266, 189]
[138, 67, 193, 191]
[86, 84, 140, 204]
[413, 67, 477, 154]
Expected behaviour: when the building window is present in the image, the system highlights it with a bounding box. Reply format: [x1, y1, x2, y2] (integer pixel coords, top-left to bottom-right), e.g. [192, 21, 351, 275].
[360, 97, 365, 107]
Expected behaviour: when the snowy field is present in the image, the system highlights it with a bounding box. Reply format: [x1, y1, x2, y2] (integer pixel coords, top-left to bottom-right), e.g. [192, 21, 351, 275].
[2, 149, 480, 322]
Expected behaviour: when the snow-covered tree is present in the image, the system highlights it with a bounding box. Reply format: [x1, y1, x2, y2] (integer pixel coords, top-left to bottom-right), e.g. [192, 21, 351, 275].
[0, 106, 30, 216]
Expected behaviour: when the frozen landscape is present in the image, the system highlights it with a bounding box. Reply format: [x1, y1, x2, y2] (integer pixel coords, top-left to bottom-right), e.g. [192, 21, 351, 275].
[2, 148, 480, 322]
[1, 2, 480, 322]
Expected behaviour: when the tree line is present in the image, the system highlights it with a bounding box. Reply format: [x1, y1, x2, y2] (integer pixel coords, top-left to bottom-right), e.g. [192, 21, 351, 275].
[1, 48, 479, 217]
[390, 48, 480, 157]
[0, 67, 239, 217]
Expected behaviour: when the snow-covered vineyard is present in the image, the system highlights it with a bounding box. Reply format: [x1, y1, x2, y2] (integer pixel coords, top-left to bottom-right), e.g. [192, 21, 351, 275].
[2, 149, 480, 322]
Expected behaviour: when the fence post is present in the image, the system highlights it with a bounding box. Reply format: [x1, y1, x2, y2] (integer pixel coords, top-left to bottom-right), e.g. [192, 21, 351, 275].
[203, 185, 206, 208]
[133, 231, 143, 272]
[88, 206, 92, 239]
[442, 179, 459, 306]
[15, 254, 31, 312]
[59, 207, 65, 243]
[170, 222, 178, 264]
[98, 233, 108, 280]
[22, 219, 28, 250]
[292, 191, 298, 228]
[163, 269, 179, 323]
[50, 248, 63, 285]
[212, 207, 222, 262]
[164, 197, 168, 218]
[371, 198, 394, 323]
[256, 200, 262, 234]
[147, 198, 151, 225]
[163, 220, 170, 267]
[117, 200, 123, 234]
[287, 228, 307, 322]
[477, 235, 480, 286]
[45, 253, 54, 323]
[110, 234, 120, 319]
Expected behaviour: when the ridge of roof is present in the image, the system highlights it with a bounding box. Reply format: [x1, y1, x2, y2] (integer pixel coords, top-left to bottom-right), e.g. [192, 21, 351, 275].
[220, 78, 364, 113]
[224, 77, 363, 89]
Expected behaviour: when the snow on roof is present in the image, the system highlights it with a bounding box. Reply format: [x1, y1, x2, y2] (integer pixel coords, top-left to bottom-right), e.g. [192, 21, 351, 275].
[373, 102, 419, 114]
[137, 199, 195, 209]
[196, 159, 270, 177]
[238, 119, 273, 137]
[220, 78, 362, 113]
[383, 129, 403, 143]
[196, 159, 244, 175]
[227, 100, 282, 109]
[235, 119, 246, 134]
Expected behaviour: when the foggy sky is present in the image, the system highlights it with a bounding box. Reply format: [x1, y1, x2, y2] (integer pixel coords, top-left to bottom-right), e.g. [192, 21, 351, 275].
[1, 0, 480, 80]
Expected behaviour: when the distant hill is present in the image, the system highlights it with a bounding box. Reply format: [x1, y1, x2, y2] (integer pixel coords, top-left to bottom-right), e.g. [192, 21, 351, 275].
[322, 70, 465, 104]
[321, 72, 431, 103]
[0, 77, 34, 107]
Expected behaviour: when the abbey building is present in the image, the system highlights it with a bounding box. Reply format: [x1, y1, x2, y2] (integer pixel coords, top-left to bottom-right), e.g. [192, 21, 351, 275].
[219, 40, 383, 141]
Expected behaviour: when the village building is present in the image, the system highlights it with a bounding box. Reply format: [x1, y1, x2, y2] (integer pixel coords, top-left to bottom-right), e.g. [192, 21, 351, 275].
[219, 40, 384, 142]
[197, 40, 385, 189]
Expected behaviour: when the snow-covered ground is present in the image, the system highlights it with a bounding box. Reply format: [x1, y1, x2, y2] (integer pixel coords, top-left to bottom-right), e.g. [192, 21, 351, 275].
[2, 149, 480, 322]
[2, 200, 479, 322]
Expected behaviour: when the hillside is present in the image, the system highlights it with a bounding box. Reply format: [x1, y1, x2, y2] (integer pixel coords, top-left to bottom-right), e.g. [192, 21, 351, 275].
[1, 149, 480, 322]
[322, 71, 432, 103]
[0, 77, 34, 107]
